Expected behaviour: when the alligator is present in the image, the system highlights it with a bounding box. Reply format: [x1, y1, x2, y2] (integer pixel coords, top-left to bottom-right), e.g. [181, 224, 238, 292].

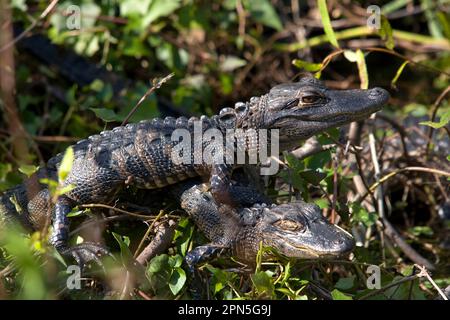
[174, 182, 354, 298]
[0, 77, 389, 263]
[178, 183, 355, 267]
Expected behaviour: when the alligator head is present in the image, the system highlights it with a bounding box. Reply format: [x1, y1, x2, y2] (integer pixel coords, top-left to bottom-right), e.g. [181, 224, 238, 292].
[237, 77, 390, 149]
[234, 201, 355, 262]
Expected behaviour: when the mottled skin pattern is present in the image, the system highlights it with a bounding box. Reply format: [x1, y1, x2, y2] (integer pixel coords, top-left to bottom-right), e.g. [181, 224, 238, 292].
[179, 183, 355, 266]
[0, 77, 389, 263]
[177, 183, 355, 299]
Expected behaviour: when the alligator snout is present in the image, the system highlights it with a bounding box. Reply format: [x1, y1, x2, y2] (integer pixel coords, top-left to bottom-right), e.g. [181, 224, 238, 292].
[333, 235, 355, 255]
[369, 87, 390, 103]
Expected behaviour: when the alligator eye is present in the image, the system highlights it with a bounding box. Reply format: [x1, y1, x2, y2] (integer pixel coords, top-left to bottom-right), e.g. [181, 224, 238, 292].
[301, 94, 322, 104]
[274, 219, 304, 232]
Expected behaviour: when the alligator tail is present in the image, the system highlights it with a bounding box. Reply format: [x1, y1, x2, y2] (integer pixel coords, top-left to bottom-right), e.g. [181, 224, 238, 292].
[0, 186, 37, 231]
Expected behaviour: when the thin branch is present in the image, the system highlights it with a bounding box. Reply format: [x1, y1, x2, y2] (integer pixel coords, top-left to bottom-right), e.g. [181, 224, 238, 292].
[79, 203, 156, 220]
[121, 73, 174, 126]
[0, 0, 59, 53]
[133, 210, 165, 258]
[358, 273, 419, 300]
[415, 265, 448, 300]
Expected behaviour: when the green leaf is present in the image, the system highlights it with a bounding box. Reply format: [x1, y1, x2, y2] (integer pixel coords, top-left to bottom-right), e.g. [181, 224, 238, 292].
[298, 169, 327, 186]
[350, 202, 378, 227]
[58, 184, 75, 196]
[220, 56, 247, 72]
[251, 271, 275, 298]
[11, 0, 27, 11]
[408, 226, 434, 237]
[80, 3, 101, 29]
[90, 108, 121, 122]
[142, 0, 182, 27]
[147, 254, 170, 274]
[404, 103, 428, 117]
[314, 198, 329, 209]
[419, 110, 450, 129]
[381, 0, 410, 14]
[58, 147, 74, 182]
[437, 11, 450, 40]
[169, 267, 186, 295]
[391, 61, 409, 89]
[331, 289, 352, 300]
[421, 0, 444, 38]
[292, 59, 322, 72]
[66, 209, 85, 218]
[335, 275, 356, 290]
[112, 232, 133, 262]
[120, 0, 152, 16]
[379, 15, 394, 49]
[173, 217, 194, 256]
[168, 254, 183, 269]
[317, 0, 339, 48]
[244, 0, 283, 31]
[18, 165, 39, 177]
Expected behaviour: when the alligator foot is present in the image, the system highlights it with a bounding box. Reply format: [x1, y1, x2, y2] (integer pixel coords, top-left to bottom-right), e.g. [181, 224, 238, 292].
[60, 242, 111, 270]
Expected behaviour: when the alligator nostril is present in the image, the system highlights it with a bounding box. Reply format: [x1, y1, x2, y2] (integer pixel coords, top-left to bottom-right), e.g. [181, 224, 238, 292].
[370, 87, 386, 96]
[368, 87, 390, 103]
[371, 88, 382, 95]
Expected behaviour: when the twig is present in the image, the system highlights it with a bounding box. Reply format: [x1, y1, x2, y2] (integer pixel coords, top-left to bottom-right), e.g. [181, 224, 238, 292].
[0, 262, 14, 278]
[235, 0, 246, 38]
[358, 273, 419, 300]
[382, 217, 435, 270]
[356, 167, 450, 202]
[79, 203, 156, 220]
[0, 0, 59, 53]
[364, 47, 450, 77]
[415, 265, 448, 300]
[121, 73, 174, 126]
[376, 114, 411, 161]
[290, 137, 335, 160]
[368, 113, 386, 264]
[331, 154, 338, 224]
[133, 210, 165, 258]
[0, 0, 31, 162]
[69, 215, 128, 236]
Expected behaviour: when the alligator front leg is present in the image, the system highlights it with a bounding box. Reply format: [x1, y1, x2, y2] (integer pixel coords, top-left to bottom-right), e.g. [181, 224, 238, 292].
[185, 244, 230, 299]
[50, 196, 109, 268]
[210, 164, 269, 207]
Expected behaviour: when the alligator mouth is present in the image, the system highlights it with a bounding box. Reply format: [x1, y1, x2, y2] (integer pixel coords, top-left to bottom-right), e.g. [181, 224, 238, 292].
[274, 225, 354, 259]
[291, 107, 382, 123]
[270, 234, 353, 259]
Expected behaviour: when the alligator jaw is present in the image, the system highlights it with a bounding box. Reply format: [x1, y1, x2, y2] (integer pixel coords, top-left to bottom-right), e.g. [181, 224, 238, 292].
[261, 79, 390, 146]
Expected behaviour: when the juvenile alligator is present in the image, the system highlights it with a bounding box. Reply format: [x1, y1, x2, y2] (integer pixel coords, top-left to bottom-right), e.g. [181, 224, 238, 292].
[175, 182, 354, 298]
[0, 77, 389, 263]
[178, 183, 355, 267]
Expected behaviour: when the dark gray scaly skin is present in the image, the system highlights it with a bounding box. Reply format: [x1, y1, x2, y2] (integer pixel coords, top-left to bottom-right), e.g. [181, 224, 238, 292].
[176, 183, 354, 298]
[179, 183, 355, 265]
[0, 77, 389, 263]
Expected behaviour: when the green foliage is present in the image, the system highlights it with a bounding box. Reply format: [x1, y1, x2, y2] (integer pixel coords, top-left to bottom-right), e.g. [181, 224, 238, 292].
[146, 254, 186, 297]
[317, 0, 339, 48]
[420, 109, 450, 129]
[243, 0, 283, 31]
